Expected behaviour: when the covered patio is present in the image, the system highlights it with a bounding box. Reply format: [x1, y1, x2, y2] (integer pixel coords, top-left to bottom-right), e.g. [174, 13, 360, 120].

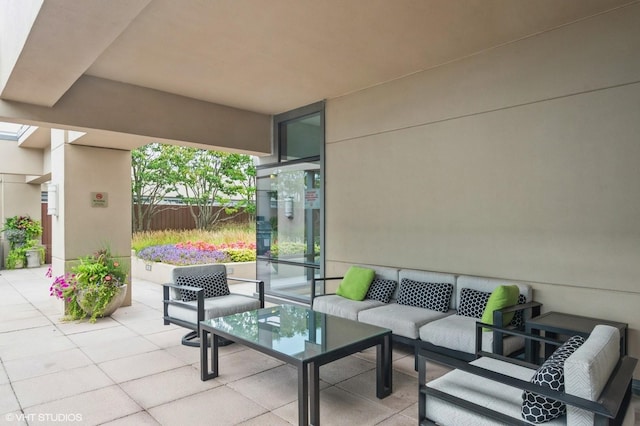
[0, 267, 452, 425]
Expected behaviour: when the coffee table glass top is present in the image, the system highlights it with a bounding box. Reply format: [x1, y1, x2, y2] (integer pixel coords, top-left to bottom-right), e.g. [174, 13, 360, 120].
[201, 304, 390, 361]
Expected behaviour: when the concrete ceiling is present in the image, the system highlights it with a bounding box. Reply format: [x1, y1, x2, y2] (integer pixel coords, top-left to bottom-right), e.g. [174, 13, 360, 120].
[0, 0, 634, 149]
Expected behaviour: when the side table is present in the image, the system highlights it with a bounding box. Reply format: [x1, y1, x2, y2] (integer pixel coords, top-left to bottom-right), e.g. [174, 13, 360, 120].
[525, 311, 627, 364]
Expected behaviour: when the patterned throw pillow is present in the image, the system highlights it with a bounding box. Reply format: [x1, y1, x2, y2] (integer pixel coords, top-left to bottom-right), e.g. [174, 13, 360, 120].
[457, 288, 491, 318]
[176, 271, 230, 302]
[396, 279, 453, 312]
[522, 335, 586, 423]
[365, 278, 398, 303]
[509, 294, 527, 329]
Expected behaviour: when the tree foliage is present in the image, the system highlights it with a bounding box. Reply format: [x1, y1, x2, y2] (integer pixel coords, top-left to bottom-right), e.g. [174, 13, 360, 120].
[174, 148, 256, 230]
[131, 144, 256, 231]
[131, 143, 180, 231]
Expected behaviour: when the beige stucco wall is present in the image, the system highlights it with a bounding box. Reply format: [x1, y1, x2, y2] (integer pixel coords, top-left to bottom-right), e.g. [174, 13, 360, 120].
[50, 133, 132, 306]
[325, 4, 640, 375]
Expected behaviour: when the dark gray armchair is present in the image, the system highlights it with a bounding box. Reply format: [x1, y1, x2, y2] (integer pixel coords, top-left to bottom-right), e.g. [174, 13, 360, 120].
[162, 264, 264, 346]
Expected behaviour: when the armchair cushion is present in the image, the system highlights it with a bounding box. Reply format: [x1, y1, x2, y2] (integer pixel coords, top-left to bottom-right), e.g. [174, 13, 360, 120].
[176, 271, 230, 301]
[522, 335, 586, 423]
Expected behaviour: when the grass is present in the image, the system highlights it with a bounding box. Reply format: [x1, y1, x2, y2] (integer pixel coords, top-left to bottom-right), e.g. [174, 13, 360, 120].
[132, 224, 255, 253]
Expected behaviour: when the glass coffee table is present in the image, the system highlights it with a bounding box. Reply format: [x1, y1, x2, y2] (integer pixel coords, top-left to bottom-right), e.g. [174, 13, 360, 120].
[200, 304, 392, 425]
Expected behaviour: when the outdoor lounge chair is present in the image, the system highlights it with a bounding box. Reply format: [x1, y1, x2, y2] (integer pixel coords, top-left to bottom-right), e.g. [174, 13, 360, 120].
[162, 264, 264, 347]
[418, 323, 637, 425]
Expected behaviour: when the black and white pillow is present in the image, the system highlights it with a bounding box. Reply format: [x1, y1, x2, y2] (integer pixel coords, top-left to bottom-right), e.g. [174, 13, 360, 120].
[521, 335, 586, 423]
[365, 278, 397, 303]
[176, 271, 230, 302]
[457, 288, 491, 318]
[509, 294, 527, 329]
[396, 279, 453, 312]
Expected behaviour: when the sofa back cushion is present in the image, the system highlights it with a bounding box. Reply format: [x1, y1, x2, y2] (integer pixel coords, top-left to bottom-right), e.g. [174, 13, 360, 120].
[565, 325, 620, 426]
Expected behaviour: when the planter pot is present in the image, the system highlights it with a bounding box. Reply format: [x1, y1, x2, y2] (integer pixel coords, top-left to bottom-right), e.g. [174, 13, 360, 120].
[77, 284, 128, 318]
[26, 250, 40, 268]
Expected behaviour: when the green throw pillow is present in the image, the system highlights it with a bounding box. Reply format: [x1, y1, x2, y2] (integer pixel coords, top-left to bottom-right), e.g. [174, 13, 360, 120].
[481, 285, 520, 331]
[336, 266, 375, 301]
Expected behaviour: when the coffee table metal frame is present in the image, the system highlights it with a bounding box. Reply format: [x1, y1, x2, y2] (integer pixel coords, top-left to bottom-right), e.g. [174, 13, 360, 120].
[199, 305, 392, 426]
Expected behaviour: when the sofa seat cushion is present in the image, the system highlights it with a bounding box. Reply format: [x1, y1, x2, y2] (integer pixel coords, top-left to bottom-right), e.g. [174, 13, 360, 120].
[358, 303, 453, 339]
[312, 295, 385, 321]
[168, 294, 261, 323]
[419, 315, 525, 355]
[425, 357, 565, 426]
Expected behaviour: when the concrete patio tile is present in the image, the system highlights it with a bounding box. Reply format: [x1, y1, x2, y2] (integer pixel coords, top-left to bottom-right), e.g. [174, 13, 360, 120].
[3, 347, 93, 382]
[101, 411, 161, 425]
[80, 335, 161, 363]
[236, 412, 291, 425]
[273, 385, 396, 426]
[0, 315, 53, 333]
[12, 364, 114, 408]
[317, 352, 376, 385]
[111, 304, 161, 323]
[23, 385, 142, 426]
[376, 412, 416, 425]
[337, 368, 418, 412]
[228, 364, 329, 411]
[392, 353, 420, 379]
[164, 343, 201, 365]
[53, 317, 121, 335]
[66, 324, 138, 347]
[119, 317, 172, 335]
[0, 364, 8, 384]
[0, 330, 76, 361]
[0, 383, 21, 417]
[98, 349, 185, 383]
[191, 345, 284, 384]
[148, 386, 268, 426]
[141, 327, 188, 348]
[119, 365, 221, 409]
[400, 401, 419, 421]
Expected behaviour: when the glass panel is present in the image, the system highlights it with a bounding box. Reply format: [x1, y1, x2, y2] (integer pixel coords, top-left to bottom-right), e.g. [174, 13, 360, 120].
[280, 112, 322, 161]
[202, 305, 388, 361]
[256, 161, 321, 302]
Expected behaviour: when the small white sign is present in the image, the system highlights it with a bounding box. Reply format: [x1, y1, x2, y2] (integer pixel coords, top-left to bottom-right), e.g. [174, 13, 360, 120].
[305, 189, 320, 209]
[91, 192, 108, 208]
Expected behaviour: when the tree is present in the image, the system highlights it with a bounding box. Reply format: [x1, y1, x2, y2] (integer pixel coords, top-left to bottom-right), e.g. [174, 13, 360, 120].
[131, 143, 181, 231]
[175, 148, 256, 229]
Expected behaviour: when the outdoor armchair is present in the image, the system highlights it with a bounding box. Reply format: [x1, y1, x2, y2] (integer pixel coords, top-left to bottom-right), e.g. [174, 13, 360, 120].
[162, 264, 264, 347]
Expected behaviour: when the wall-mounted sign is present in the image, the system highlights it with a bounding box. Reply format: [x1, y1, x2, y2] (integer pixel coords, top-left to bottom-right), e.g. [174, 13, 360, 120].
[305, 189, 320, 209]
[91, 192, 108, 208]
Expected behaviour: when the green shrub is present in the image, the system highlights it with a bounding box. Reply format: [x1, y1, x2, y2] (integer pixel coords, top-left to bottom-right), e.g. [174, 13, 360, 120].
[222, 248, 256, 262]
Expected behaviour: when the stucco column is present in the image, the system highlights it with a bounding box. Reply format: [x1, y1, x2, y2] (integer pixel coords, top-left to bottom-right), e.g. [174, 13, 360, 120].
[50, 129, 132, 307]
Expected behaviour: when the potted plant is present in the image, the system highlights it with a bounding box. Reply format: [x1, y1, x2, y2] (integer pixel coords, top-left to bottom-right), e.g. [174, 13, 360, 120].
[49, 248, 128, 322]
[2, 215, 43, 269]
[7, 246, 27, 269]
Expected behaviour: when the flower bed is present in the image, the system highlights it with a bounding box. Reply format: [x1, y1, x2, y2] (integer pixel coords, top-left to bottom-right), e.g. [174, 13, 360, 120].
[136, 241, 256, 266]
[133, 240, 257, 284]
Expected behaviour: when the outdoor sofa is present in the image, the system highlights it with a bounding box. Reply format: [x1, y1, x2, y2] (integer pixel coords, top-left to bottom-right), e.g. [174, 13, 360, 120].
[311, 265, 541, 362]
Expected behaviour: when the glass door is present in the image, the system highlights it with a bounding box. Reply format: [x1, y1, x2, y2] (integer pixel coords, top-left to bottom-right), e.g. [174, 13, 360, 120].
[256, 161, 321, 303]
